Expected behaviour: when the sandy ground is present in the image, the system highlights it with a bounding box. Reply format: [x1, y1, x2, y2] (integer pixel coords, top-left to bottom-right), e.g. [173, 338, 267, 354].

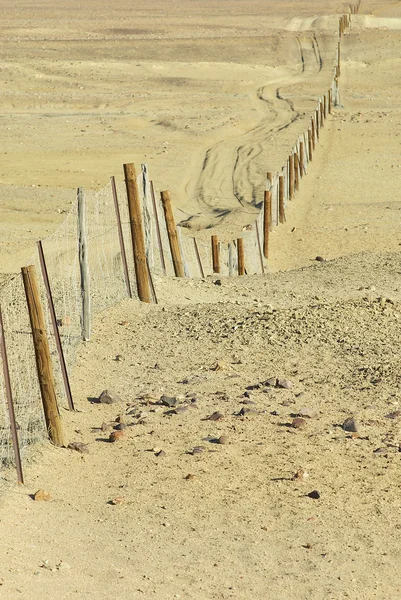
[2, 0, 401, 598]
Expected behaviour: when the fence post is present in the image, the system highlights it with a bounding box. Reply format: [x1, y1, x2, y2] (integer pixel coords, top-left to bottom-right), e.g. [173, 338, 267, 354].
[0, 306, 24, 483]
[237, 239, 245, 275]
[279, 175, 285, 224]
[228, 242, 236, 276]
[267, 172, 273, 230]
[37, 241, 75, 412]
[211, 235, 220, 274]
[150, 181, 167, 276]
[299, 141, 305, 176]
[263, 190, 271, 258]
[160, 191, 185, 277]
[255, 220, 265, 275]
[124, 162, 152, 303]
[294, 151, 300, 191]
[192, 237, 205, 278]
[110, 177, 132, 299]
[77, 188, 91, 340]
[338, 41, 341, 76]
[328, 88, 332, 114]
[308, 128, 313, 161]
[21, 265, 64, 447]
[323, 93, 328, 118]
[311, 118, 316, 149]
[315, 108, 320, 139]
[289, 154, 294, 200]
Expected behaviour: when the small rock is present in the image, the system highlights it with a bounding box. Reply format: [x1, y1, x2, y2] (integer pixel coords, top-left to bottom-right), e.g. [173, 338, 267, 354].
[98, 390, 122, 405]
[101, 422, 111, 432]
[67, 442, 90, 455]
[33, 489, 51, 502]
[184, 473, 196, 480]
[307, 490, 321, 499]
[213, 279, 222, 286]
[293, 468, 309, 481]
[114, 423, 127, 431]
[109, 497, 125, 505]
[373, 447, 388, 454]
[315, 256, 325, 262]
[156, 450, 166, 458]
[385, 411, 401, 419]
[160, 395, 177, 407]
[292, 417, 307, 429]
[109, 430, 125, 442]
[192, 446, 205, 454]
[212, 361, 227, 372]
[173, 405, 189, 414]
[206, 411, 224, 421]
[238, 407, 258, 417]
[115, 415, 127, 424]
[277, 379, 293, 389]
[263, 377, 277, 387]
[218, 435, 229, 445]
[342, 417, 359, 432]
[298, 407, 317, 419]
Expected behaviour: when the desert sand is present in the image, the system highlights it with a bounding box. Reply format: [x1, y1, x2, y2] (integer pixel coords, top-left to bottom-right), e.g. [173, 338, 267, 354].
[1, 0, 401, 599]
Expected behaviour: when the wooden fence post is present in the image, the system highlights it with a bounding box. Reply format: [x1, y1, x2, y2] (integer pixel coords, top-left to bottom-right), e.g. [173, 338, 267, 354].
[150, 181, 167, 276]
[211, 235, 220, 273]
[237, 239, 245, 275]
[311, 118, 316, 149]
[263, 190, 271, 258]
[21, 265, 64, 447]
[160, 190, 185, 277]
[323, 93, 328, 118]
[37, 241, 75, 412]
[294, 152, 300, 191]
[328, 89, 332, 114]
[124, 162, 152, 303]
[110, 177, 132, 299]
[77, 188, 91, 340]
[299, 141, 305, 176]
[192, 237, 205, 278]
[338, 41, 341, 77]
[308, 128, 313, 161]
[267, 172, 273, 230]
[279, 175, 285, 224]
[0, 306, 24, 483]
[320, 100, 324, 127]
[315, 108, 320, 139]
[289, 154, 294, 200]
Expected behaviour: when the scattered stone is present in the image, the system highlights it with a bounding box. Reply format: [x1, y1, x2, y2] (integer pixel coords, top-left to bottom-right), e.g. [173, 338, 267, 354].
[293, 468, 309, 481]
[118, 321, 129, 326]
[213, 279, 222, 286]
[292, 417, 307, 429]
[160, 395, 177, 407]
[218, 435, 229, 445]
[33, 489, 51, 502]
[315, 256, 325, 262]
[184, 474, 196, 480]
[373, 447, 388, 454]
[109, 430, 125, 442]
[114, 423, 127, 431]
[109, 497, 125, 505]
[385, 411, 401, 419]
[114, 354, 124, 362]
[206, 411, 224, 422]
[298, 407, 317, 419]
[342, 417, 359, 432]
[277, 379, 293, 390]
[156, 450, 166, 458]
[307, 490, 321, 499]
[67, 442, 90, 455]
[98, 390, 122, 405]
[238, 407, 258, 417]
[115, 415, 127, 424]
[212, 361, 227, 372]
[192, 446, 205, 455]
[173, 405, 189, 414]
[241, 399, 256, 405]
[263, 377, 277, 387]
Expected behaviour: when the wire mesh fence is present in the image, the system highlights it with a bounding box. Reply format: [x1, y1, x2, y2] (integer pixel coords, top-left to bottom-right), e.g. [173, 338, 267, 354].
[0, 4, 356, 485]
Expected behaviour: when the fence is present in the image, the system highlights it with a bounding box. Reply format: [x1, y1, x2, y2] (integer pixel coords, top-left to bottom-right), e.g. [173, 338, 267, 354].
[0, 1, 361, 486]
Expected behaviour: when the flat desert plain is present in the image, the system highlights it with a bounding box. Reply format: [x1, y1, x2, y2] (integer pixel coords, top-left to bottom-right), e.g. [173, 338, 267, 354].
[1, 0, 401, 599]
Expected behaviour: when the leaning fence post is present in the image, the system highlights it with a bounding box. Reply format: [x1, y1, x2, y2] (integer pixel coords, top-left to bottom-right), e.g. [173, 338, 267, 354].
[192, 237, 205, 278]
[124, 162, 152, 303]
[294, 151, 300, 191]
[37, 241, 74, 412]
[308, 128, 313, 161]
[237, 239, 245, 275]
[160, 190, 185, 277]
[110, 177, 132, 299]
[21, 265, 64, 447]
[211, 235, 220, 273]
[255, 220, 265, 275]
[299, 141, 305, 176]
[77, 187, 91, 340]
[0, 306, 24, 483]
[150, 181, 167, 276]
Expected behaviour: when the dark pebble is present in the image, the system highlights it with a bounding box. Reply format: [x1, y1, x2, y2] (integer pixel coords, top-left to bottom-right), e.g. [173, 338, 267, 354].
[307, 490, 321, 499]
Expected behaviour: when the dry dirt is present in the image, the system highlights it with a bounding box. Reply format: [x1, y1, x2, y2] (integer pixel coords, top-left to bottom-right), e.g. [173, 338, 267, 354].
[1, 0, 401, 599]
